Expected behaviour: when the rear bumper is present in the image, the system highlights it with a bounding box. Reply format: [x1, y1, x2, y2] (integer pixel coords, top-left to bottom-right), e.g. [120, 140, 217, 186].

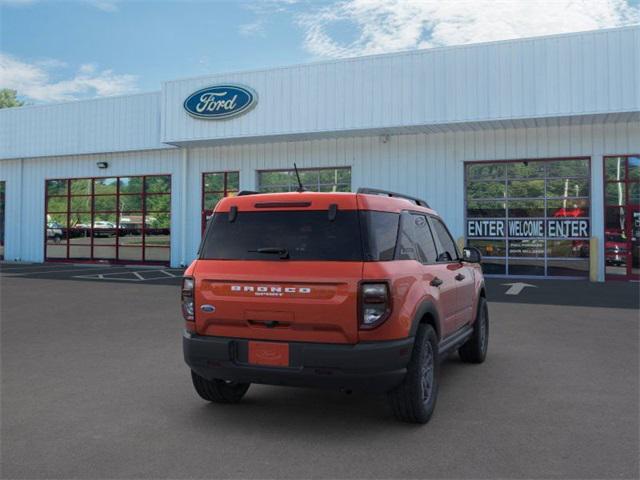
[183, 331, 414, 393]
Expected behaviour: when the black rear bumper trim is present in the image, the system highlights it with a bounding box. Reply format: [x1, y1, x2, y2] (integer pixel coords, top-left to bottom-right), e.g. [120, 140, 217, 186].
[183, 331, 414, 393]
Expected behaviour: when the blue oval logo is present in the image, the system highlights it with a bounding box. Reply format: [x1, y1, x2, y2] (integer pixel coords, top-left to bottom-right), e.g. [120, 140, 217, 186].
[184, 84, 257, 120]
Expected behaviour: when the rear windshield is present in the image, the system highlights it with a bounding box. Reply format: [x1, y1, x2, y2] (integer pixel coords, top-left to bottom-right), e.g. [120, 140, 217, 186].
[201, 210, 363, 261]
[200, 210, 400, 262]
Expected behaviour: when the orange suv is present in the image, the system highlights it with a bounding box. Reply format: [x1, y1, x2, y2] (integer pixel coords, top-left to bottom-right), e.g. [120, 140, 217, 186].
[182, 188, 488, 423]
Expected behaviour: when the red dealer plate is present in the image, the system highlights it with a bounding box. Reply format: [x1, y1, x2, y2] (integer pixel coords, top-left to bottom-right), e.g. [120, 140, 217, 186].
[248, 341, 290, 367]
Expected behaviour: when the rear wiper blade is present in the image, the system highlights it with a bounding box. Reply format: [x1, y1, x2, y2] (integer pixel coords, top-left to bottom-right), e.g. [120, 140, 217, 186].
[248, 247, 290, 259]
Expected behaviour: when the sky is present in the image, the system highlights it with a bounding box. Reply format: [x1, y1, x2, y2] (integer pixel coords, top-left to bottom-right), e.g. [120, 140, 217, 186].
[1, 0, 639, 104]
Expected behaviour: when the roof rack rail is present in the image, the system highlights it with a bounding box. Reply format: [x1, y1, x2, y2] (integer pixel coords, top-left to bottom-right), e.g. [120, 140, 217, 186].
[357, 188, 430, 208]
[237, 190, 260, 196]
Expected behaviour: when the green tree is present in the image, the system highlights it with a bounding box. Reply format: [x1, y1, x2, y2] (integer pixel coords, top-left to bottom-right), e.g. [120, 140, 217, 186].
[0, 89, 24, 109]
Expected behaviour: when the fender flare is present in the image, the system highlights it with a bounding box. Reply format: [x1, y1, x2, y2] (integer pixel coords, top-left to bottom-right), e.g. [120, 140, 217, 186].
[409, 300, 441, 339]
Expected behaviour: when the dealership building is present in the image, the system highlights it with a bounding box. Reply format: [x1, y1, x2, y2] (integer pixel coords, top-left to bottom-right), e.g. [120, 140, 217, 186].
[0, 26, 638, 281]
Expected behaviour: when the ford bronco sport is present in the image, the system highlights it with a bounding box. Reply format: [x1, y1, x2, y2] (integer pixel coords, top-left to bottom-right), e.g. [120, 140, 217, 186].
[182, 188, 488, 424]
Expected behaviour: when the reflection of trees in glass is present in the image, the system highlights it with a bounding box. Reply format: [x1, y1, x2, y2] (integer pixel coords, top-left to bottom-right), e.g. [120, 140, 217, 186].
[605, 157, 625, 181]
[146, 214, 170, 229]
[94, 178, 117, 194]
[47, 196, 67, 212]
[466, 181, 505, 199]
[145, 194, 170, 212]
[46, 180, 67, 196]
[94, 196, 117, 212]
[119, 195, 143, 211]
[145, 176, 171, 193]
[120, 177, 143, 194]
[606, 183, 625, 205]
[629, 157, 640, 181]
[507, 200, 545, 217]
[547, 179, 589, 197]
[507, 162, 545, 179]
[258, 168, 351, 192]
[70, 179, 91, 195]
[546, 160, 589, 178]
[466, 164, 505, 180]
[466, 201, 505, 218]
[507, 180, 545, 198]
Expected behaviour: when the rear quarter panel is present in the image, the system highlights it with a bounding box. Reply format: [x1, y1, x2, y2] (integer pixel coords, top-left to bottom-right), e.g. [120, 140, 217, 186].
[359, 261, 441, 342]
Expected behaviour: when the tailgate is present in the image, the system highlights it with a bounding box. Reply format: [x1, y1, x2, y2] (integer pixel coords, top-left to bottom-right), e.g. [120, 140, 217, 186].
[194, 260, 363, 344]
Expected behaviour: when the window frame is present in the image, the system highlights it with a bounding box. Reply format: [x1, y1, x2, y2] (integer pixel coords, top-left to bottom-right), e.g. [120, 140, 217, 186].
[256, 166, 351, 193]
[602, 155, 640, 281]
[464, 157, 592, 278]
[44, 174, 171, 265]
[201, 171, 240, 233]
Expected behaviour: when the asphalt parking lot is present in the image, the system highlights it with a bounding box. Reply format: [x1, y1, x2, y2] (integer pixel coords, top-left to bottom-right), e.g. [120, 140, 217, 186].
[1, 263, 638, 479]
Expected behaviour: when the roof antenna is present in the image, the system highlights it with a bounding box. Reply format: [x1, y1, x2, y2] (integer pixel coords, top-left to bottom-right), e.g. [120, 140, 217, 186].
[293, 163, 305, 192]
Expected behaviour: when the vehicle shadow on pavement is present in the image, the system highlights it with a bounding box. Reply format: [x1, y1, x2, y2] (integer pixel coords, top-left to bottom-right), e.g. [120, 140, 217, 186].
[181, 355, 474, 433]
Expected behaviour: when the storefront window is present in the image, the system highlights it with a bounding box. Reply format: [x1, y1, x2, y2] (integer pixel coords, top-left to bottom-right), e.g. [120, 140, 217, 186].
[201, 171, 239, 231]
[45, 175, 171, 264]
[603, 156, 639, 280]
[258, 167, 351, 193]
[465, 158, 591, 277]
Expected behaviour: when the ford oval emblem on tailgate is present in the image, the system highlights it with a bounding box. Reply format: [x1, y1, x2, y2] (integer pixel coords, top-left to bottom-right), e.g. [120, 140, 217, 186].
[200, 304, 216, 313]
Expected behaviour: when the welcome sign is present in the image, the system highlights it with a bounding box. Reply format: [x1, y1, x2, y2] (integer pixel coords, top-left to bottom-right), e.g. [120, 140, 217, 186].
[184, 84, 257, 119]
[467, 219, 590, 239]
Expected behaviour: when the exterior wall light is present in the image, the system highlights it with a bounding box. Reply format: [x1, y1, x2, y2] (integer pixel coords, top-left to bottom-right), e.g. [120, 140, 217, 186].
[96, 162, 109, 169]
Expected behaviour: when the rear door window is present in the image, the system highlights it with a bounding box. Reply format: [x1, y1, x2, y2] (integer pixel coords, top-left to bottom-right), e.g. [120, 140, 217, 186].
[200, 210, 363, 261]
[413, 214, 438, 263]
[429, 217, 459, 262]
[396, 212, 437, 263]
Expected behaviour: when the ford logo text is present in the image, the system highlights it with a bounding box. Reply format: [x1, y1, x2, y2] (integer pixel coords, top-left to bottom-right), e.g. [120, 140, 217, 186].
[183, 84, 257, 120]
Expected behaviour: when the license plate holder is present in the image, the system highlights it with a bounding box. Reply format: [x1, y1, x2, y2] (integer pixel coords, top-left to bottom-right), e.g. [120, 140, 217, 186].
[248, 341, 290, 367]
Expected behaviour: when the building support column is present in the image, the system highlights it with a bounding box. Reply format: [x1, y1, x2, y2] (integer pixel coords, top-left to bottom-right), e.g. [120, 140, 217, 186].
[180, 148, 188, 267]
[591, 155, 605, 282]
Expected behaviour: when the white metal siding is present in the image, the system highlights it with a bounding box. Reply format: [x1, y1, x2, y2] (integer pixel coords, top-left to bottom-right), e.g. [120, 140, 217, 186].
[162, 27, 639, 145]
[0, 159, 22, 261]
[0, 92, 169, 160]
[179, 121, 637, 281]
[0, 149, 183, 264]
[2, 121, 638, 280]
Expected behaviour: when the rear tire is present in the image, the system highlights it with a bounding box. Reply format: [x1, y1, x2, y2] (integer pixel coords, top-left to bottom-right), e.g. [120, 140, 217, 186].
[387, 324, 439, 424]
[459, 296, 489, 364]
[191, 371, 250, 404]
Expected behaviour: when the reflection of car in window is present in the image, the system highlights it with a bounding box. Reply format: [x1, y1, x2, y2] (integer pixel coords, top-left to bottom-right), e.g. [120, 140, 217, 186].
[553, 207, 585, 218]
[46, 222, 63, 243]
[605, 230, 628, 265]
[93, 221, 116, 237]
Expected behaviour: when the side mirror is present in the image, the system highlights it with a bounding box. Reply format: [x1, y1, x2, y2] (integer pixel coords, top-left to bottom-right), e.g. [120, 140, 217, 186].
[462, 246, 482, 264]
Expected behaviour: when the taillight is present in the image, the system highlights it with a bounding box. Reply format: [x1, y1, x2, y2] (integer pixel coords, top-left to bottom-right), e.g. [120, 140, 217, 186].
[359, 282, 391, 329]
[182, 277, 195, 321]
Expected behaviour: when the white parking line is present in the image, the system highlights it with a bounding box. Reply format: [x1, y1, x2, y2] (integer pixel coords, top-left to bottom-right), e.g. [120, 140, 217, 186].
[72, 269, 180, 282]
[0, 266, 132, 276]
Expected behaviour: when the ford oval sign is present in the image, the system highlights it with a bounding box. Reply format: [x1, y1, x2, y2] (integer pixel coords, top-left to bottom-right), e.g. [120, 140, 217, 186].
[183, 84, 257, 120]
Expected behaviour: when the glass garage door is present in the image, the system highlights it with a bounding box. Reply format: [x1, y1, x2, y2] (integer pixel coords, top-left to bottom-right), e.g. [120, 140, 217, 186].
[45, 175, 171, 264]
[465, 158, 591, 277]
[604, 155, 639, 280]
